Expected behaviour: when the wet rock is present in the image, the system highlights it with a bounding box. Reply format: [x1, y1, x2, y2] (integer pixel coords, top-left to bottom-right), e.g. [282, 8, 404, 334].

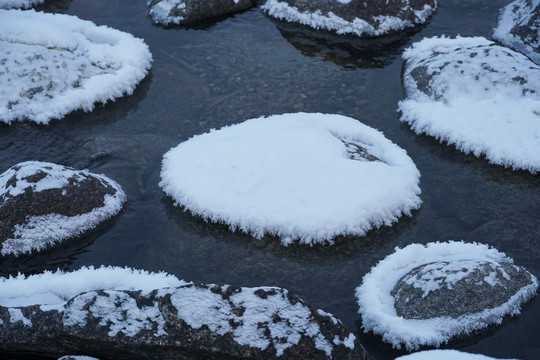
[262, 0, 438, 37]
[494, 0, 540, 64]
[0, 161, 126, 256]
[0, 284, 370, 360]
[147, 0, 256, 26]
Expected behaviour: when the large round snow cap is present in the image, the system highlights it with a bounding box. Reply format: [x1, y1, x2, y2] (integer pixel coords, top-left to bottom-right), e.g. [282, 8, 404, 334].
[0, 161, 126, 256]
[355, 241, 538, 350]
[160, 112, 421, 246]
[0, 9, 152, 124]
[398, 36, 540, 173]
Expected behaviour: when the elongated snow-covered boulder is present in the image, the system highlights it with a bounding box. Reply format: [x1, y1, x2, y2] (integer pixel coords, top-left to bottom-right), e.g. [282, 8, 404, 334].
[147, 0, 255, 26]
[0, 0, 43, 9]
[355, 241, 538, 350]
[0, 267, 369, 360]
[160, 113, 422, 246]
[0, 10, 152, 124]
[0, 161, 126, 256]
[395, 349, 519, 360]
[262, 0, 438, 37]
[494, 0, 540, 64]
[398, 36, 540, 173]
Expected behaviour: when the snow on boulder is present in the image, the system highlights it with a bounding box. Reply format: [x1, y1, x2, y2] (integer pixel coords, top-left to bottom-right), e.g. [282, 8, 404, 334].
[398, 36, 540, 173]
[0, 161, 126, 256]
[147, 0, 255, 26]
[494, 0, 540, 65]
[262, 0, 438, 37]
[160, 112, 422, 246]
[395, 349, 520, 360]
[355, 241, 538, 350]
[0, 0, 43, 9]
[0, 267, 369, 360]
[0, 9, 152, 124]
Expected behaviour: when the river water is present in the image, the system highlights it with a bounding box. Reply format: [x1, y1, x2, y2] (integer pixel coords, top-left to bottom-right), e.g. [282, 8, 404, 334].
[1, 0, 539, 359]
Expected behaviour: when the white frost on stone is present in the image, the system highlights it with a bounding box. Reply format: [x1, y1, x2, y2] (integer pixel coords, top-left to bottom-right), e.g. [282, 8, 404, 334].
[395, 349, 520, 360]
[147, 0, 186, 25]
[58, 356, 100, 360]
[493, 0, 540, 64]
[0, 9, 152, 124]
[355, 241, 539, 350]
[8, 308, 32, 326]
[333, 333, 356, 349]
[0, 0, 43, 9]
[262, 0, 437, 37]
[160, 113, 421, 245]
[398, 36, 540, 173]
[0, 161, 127, 256]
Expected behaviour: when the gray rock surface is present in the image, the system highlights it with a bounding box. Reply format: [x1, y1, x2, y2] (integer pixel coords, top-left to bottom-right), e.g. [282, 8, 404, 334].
[0, 161, 125, 256]
[391, 260, 537, 319]
[0, 284, 370, 360]
[263, 0, 438, 37]
[147, 0, 255, 26]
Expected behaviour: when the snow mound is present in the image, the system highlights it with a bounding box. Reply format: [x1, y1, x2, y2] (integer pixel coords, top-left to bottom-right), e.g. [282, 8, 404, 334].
[398, 36, 540, 173]
[160, 113, 422, 246]
[493, 0, 540, 64]
[0, 0, 43, 9]
[0, 266, 187, 310]
[0, 161, 127, 256]
[355, 241, 538, 350]
[395, 349, 519, 360]
[147, 0, 186, 25]
[0, 9, 152, 124]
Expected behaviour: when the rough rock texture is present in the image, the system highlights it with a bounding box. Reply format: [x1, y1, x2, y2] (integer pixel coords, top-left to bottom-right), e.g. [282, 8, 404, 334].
[391, 260, 537, 319]
[0, 284, 370, 360]
[147, 0, 256, 26]
[494, 0, 540, 64]
[263, 0, 438, 37]
[0, 161, 126, 256]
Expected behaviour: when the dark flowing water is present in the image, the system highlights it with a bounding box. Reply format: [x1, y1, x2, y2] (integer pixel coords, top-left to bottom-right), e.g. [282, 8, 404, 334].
[1, 0, 539, 359]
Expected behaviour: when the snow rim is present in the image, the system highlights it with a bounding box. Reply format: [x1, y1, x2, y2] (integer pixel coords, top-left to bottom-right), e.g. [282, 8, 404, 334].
[355, 241, 539, 351]
[0, 0, 43, 9]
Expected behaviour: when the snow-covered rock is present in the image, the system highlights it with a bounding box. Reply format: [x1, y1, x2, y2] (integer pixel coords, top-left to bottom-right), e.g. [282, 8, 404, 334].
[395, 349, 520, 360]
[0, 9, 152, 124]
[58, 356, 100, 360]
[147, 0, 255, 26]
[262, 0, 438, 37]
[0, 267, 368, 360]
[398, 36, 540, 173]
[0, 161, 126, 256]
[0, 0, 43, 9]
[494, 0, 540, 64]
[160, 112, 422, 246]
[355, 241, 538, 350]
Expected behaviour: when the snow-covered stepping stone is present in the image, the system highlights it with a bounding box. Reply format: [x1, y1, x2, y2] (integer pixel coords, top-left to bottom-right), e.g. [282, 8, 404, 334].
[0, 10, 152, 124]
[0, 0, 43, 9]
[262, 0, 438, 37]
[395, 349, 520, 360]
[399, 36, 540, 173]
[355, 241, 538, 350]
[0, 161, 126, 256]
[160, 113, 422, 245]
[494, 0, 540, 65]
[0, 266, 367, 359]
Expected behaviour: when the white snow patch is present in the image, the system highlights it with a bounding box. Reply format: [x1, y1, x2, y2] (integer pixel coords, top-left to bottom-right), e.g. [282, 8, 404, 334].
[58, 357, 100, 360]
[395, 349, 520, 360]
[0, 0, 43, 9]
[333, 333, 356, 349]
[160, 112, 421, 246]
[355, 241, 539, 350]
[147, 0, 186, 25]
[8, 308, 32, 326]
[262, 0, 436, 37]
[399, 36, 540, 173]
[0, 161, 127, 256]
[0, 9, 152, 124]
[493, 0, 540, 64]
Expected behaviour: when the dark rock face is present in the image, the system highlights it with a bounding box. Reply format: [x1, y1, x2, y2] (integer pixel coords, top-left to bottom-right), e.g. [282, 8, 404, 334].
[494, 0, 540, 64]
[0, 161, 125, 256]
[0, 284, 370, 360]
[147, 0, 256, 26]
[263, 0, 438, 37]
[391, 260, 537, 319]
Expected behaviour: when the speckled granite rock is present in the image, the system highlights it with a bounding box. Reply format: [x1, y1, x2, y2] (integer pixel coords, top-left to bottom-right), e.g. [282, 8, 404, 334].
[0, 161, 125, 256]
[147, 0, 256, 25]
[0, 284, 370, 360]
